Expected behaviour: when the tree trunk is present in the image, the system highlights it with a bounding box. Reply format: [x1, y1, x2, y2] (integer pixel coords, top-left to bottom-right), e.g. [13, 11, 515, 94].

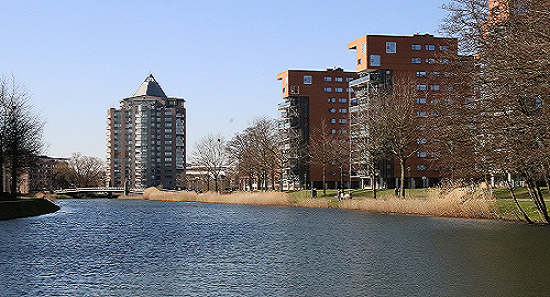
[506, 179, 533, 223]
[10, 154, 18, 199]
[322, 167, 326, 196]
[370, 160, 377, 200]
[399, 158, 406, 198]
[525, 176, 550, 224]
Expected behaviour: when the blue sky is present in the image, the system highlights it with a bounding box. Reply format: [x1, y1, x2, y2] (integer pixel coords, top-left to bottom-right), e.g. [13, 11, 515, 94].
[0, 0, 450, 159]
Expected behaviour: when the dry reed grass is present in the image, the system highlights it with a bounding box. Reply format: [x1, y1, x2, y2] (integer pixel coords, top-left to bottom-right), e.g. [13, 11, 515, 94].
[122, 187, 497, 219]
[340, 188, 497, 219]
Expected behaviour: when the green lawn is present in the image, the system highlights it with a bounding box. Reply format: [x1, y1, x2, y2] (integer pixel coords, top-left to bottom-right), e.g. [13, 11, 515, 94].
[286, 187, 550, 223]
[286, 188, 435, 200]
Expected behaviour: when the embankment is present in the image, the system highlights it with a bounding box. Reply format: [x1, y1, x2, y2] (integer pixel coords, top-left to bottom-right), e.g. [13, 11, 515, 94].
[121, 188, 497, 220]
[0, 199, 60, 221]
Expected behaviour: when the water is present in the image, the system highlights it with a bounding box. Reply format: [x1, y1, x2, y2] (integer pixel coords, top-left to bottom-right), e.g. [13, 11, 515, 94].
[1, 199, 550, 297]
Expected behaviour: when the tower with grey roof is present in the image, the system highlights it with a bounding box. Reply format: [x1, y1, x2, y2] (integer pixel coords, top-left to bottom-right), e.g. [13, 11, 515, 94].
[106, 74, 186, 189]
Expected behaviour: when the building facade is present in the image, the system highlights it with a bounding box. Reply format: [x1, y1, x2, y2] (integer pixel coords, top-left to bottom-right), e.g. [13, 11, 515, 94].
[14, 156, 67, 194]
[348, 34, 457, 189]
[107, 74, 186, 189]
[276, 67, 357, 190]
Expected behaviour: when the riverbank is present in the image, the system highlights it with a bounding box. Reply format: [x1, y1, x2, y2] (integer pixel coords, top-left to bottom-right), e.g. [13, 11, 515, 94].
[0, 198, 60, 220]
[120, 187, 497, 220]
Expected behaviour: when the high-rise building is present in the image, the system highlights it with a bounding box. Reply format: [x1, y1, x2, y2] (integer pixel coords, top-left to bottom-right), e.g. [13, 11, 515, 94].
[276, 67, 357, 189]
[348, 34, 457, 189]
[106, 74, 186, 189]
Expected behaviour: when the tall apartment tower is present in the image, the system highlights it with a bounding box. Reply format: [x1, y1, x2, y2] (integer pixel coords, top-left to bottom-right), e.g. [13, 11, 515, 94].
[276, 67, 357, 189]
[107, 74, 186, 189]
[348, 34, 457, 188]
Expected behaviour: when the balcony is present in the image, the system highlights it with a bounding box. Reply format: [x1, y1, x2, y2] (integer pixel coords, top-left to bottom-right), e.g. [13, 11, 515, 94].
[349, 76, 374, 88]
[278, 101, 290, 109]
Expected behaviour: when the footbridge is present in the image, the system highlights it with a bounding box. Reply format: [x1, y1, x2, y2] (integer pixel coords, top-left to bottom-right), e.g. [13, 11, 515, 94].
[54, 187, 144, 198]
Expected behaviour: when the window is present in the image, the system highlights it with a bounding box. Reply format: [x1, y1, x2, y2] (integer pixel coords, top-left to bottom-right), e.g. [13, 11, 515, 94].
[350, 98, 358, 104]
[412, 57, 422, 64]
[347, 88, 353, 93]
[441, 58, 450, 64]
[417, 111, 427, 117]
[329, 108, 337, 113]
[324, 87, 332, 92]
[339, 108, 347, 113]
[304, 75, 312, 84]
[335, 77, 343, 82]
[386, 42, 396, 53]
[370, 55, 381, 66]
[339, 129, 347, 134]
[339, 119, 347, 124]
[331, 129, 337, 134]
[358, 59, 362, 65]
[335, 87, 343, 93]
[417, 85, 427, 91]
[445, 86, 454, 91]
[417, 98, 427, 104]
[426, 58, 436, 64]
[431, 111, 440, 117]
[417, 165, 428, 171]
[346, 77, 354, 82]
[440, 45, 450, 51]
[412, 44, 422, 51]
[339, 98, 347, 103]
[426, 44, 436, 51]
[430, 85, 440, 91]
[324, 76, 332, 82]
[536, 98, 543, 108]
[361, 42, 366, 54]
[418, 152, 427, 158]
[328, 98, 336, 103]
[431, 98, 440, 104]
[417, 138, 427, 144]
[417, 71, 427, 78]
[431, 71, 441, 77]
[331, 118, 337, 124]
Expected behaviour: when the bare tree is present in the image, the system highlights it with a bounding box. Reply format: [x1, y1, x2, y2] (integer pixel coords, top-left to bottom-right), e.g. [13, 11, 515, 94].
[379, 75, 427, 197]
[227, 130, 258, 191]
[440, 0, 550, 222]
[351, 95, 388, 199]
[227, 118, 284, 191]
[56, 152, 106, 188]
[309, 121, 336, 195]
[0, 76, 45, 198]
[191, 133, 229, 192]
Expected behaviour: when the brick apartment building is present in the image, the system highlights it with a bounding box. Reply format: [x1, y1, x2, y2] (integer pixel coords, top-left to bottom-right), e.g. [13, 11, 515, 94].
[15, 156, 67, 194]
[107, 74, 186, 189]
[348, 34, 457, 189]
[276, 67, 357, 189]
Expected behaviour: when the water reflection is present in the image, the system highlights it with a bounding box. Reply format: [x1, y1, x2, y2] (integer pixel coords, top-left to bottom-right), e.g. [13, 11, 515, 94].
[0, 199, 549, 296]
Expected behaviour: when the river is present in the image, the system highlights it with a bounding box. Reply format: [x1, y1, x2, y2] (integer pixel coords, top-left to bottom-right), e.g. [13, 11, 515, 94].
[1, 199, 549, 296]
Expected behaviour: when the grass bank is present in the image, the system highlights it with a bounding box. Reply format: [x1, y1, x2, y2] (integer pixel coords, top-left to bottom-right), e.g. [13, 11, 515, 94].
[122, 187, 497, 220]
[0, 198, 60, 220]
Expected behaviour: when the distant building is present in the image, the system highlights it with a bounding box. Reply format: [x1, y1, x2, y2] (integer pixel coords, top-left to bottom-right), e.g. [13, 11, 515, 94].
[348, 34, 457, 189]
[106, 74, 186, 189]
[12, 156, 67, 194]
[276, 67, 358, 189]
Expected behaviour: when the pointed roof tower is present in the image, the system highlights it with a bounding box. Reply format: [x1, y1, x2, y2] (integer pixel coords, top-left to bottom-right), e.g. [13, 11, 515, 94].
[133, 74, 167, 98]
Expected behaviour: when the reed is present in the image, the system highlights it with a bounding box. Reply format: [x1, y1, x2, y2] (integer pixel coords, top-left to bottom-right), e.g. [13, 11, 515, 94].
[123, 187, 497, 219]
[339, 189, 497, 219]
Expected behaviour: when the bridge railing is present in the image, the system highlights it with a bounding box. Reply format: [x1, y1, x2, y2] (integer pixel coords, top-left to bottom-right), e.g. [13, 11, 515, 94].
[53, 187, 144, 194]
